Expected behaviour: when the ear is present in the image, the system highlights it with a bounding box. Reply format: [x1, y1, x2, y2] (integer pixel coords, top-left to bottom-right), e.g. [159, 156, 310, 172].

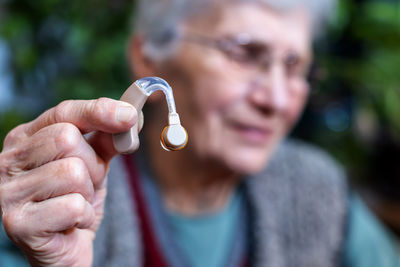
[127, 36, 157, 78]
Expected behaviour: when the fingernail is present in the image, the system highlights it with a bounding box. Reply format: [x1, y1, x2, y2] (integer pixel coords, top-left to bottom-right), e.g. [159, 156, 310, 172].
[116, 104, 135, 123]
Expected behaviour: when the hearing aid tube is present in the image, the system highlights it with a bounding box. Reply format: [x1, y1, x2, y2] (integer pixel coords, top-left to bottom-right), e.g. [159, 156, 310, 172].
[112, 77, 188, 154]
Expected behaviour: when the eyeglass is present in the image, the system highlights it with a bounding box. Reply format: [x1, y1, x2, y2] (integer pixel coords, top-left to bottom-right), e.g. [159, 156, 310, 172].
[182, 33, 309, 79]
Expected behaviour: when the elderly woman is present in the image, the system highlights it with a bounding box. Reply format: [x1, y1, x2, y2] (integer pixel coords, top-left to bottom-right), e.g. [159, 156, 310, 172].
[0, 0, 399, 266]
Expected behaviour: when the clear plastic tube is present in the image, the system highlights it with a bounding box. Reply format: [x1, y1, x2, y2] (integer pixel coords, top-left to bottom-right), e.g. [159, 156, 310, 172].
[135, 77, 177, 114]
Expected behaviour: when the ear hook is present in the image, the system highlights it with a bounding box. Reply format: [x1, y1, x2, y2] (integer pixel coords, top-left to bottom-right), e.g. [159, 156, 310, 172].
[112, 77, 188, 154]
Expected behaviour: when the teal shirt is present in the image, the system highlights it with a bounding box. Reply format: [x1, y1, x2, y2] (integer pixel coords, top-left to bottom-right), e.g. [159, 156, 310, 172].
[0, 194, 398, 266]
[341, 194, 400, 267]
[165, 190, 243, 267]
[165, 193, 400, 267]
[0, 222, 29, 267]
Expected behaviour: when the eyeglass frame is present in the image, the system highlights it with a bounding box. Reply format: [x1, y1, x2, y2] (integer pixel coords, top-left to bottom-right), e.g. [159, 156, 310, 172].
[180, 33, 311, 80]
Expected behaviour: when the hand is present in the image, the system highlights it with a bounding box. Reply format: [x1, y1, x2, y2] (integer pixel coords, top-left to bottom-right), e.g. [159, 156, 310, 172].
[0, 98, 137, 266]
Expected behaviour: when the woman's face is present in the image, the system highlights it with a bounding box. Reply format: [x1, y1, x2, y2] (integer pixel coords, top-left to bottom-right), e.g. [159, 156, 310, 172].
[152, 3, 312, 174]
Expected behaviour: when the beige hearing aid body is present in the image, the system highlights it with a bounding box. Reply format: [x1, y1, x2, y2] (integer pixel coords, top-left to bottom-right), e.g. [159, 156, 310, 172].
[112, 77, 188, 154]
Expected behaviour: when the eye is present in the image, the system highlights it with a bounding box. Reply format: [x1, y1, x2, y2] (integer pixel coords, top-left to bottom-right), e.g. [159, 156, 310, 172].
[285, 51, 306, 76]
[220, 40, 267, 65]
[285, 52, 299, 67]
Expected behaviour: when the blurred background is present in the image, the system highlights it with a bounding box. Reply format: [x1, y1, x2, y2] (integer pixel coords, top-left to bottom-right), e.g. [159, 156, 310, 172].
[0, 0, 399, 238]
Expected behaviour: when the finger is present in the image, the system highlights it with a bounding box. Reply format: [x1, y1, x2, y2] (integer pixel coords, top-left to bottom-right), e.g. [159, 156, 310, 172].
[1, 158, 95, 205]
[2, 123, 30, 149]
[10, 123, 107, 187]
[87, 132, 118, 163]
[24, 98, 137, 137]
[3, 193, 96, 239]
[33, 193, 96, 232]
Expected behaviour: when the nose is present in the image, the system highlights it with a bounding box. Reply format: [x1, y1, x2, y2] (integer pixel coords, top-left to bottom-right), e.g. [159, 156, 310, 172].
[248, 65, 289, 114]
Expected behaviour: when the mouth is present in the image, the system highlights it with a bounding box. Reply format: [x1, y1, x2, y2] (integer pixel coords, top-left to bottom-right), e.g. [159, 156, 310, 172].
[230, 121, 274, 144]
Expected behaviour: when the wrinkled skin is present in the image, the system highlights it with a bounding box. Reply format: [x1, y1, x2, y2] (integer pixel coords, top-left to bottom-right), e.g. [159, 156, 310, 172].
[0, 98, 137, 266]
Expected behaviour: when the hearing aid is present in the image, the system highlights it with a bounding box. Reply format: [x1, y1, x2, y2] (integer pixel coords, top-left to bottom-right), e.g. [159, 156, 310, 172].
[112, 77, 188, 154]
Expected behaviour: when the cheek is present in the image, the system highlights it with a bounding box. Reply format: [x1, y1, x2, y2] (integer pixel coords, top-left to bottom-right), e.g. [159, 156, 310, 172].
[169, 44, 250, 117]
[183, 57, 248, 118]
[194, 79, 247, 114]
[165, 60, 243, 145]
[187, 78, 246, 145]
[177, 76, 250, 160]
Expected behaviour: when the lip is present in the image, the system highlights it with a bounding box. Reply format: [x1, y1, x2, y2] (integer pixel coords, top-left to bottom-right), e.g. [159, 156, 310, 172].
[230, 121, 274, 144]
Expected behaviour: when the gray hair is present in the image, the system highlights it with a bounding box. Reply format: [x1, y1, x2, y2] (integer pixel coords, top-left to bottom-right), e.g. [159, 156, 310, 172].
[133, 0, 336, 61]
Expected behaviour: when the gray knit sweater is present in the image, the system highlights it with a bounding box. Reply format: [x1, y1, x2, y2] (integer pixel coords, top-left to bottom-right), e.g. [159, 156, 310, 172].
[93, 139, 348, 267]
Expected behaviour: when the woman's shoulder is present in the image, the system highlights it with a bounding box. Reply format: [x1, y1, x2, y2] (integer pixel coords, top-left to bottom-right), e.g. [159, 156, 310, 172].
[247, 138, 349, 221]
[266, 138, 347, 186]
[246, 139, 350, 265]
[278, 138, 343, 171]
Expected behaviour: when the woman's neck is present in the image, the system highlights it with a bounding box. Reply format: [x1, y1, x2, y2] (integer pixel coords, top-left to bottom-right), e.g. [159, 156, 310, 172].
[143, 126, 241, 216]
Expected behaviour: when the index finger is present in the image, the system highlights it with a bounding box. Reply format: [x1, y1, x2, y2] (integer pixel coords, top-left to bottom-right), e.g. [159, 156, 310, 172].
[24, 98, 137, 137]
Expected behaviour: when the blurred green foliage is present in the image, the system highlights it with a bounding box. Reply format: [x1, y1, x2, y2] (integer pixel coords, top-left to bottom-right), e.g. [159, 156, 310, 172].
[294, 0, 400, 196]
[0, 0, 134, 145]
[2, 0, 135, 98]
[0, 0, 399, 195]
[327, 0, 400, 135]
